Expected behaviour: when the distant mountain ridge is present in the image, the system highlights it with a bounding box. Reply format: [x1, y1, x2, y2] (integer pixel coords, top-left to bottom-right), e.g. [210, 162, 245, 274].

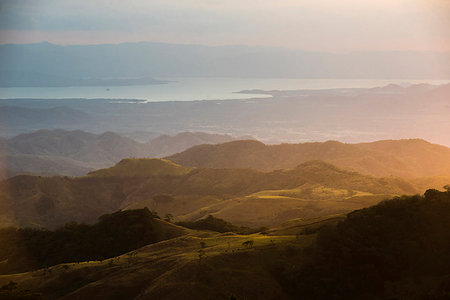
[0, 106, 92, 130]
[1, 42, 449, 87]
[147, 132, 237, 157]
[167, 139, 450, 178]
[5, 129, 143, 159]
[0, 129, 236, 177]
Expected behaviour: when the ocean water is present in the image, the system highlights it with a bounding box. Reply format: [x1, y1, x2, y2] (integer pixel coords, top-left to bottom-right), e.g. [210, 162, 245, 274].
[0, 78, 448, 101]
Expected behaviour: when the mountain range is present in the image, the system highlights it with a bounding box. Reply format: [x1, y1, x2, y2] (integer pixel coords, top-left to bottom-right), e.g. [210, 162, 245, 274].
[2, 127, 450, 179]
[1, 42, 449, 87]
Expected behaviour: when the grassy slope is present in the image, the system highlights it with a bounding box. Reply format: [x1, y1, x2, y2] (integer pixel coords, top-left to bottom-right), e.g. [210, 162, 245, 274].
[0, 231, 314, 300]
[266, 214, 346, 235]
[121, 161, 418, 227]
[176, 183, 389, 227]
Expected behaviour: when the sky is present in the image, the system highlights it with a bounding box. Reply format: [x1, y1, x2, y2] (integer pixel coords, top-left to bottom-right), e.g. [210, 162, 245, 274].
[0, 0, 449, 52]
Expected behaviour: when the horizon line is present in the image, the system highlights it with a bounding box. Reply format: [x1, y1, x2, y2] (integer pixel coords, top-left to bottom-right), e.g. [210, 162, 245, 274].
[1, 40, 450, 55]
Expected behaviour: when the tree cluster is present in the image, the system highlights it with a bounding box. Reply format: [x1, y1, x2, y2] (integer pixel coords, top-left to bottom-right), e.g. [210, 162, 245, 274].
[282, 189, 450, 299]
[0, 208, 159, 274]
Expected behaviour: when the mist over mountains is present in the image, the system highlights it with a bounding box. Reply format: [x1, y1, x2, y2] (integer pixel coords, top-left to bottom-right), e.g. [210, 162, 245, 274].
[1, 42, 449, 87]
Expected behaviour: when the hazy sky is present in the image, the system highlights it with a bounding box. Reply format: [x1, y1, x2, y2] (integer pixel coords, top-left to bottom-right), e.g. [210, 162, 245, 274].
[0, 0, 449, 52]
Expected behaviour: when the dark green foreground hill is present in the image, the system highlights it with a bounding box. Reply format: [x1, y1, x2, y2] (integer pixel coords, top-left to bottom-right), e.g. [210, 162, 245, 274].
[0, 208, 187, 274]
[281, 188, 450, 299]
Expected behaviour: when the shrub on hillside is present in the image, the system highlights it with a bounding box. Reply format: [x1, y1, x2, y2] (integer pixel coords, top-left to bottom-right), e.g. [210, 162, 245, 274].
[177, 215, 265, 234]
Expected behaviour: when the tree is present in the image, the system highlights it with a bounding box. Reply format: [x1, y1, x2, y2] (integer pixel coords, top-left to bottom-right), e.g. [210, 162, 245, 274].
[242, 240, 254, 248]
[164, 213, 173, 222]
[0, 281, 17, 291]
[198, 249, 206, 263]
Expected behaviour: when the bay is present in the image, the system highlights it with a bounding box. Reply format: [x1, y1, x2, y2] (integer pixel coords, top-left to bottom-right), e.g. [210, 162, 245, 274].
[0, 77, 448, 101]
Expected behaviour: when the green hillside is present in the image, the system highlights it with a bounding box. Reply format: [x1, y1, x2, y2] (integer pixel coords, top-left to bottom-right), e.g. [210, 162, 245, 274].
[87, 158, 191, 177]
[0, 208, 188, 274]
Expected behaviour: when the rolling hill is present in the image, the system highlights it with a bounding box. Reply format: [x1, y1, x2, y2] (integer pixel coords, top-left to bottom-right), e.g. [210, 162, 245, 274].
[87, 158, 191, 177]
[145, 132, 236, 158]
[0, 230, 303, 300]
[0, 159, 421, 229]
[167, 139, 450, 178]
